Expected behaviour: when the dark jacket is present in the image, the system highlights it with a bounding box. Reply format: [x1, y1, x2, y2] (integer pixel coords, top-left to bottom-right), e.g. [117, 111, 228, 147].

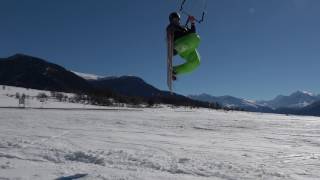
[166, 23, 196, 41]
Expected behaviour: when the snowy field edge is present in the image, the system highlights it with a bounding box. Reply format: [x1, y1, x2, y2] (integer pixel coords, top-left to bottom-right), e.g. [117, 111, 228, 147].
[1, 107, 320, 179]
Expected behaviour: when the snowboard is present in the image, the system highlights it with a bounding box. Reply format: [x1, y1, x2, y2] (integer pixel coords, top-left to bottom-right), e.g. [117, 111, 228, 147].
[167, 33, 174, 94]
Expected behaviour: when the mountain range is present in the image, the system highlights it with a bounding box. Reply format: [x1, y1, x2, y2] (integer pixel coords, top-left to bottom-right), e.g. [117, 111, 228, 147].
[0, 54, 91, 93]
[258, 91, 320, 109]
[188, 94, 273, 112]
[1, 53, 320, 116]
[0, 54, 218, 109]
[189, 91, 320, 116]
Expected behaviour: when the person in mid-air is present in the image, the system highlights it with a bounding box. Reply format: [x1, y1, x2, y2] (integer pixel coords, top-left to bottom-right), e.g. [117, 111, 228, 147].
[166, 12, 201, 81]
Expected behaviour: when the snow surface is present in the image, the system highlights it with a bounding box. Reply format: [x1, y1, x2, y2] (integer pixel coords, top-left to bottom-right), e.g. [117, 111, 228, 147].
[0, 85, 119, 109]
[301, 91, 315, 97]
[71, 71, 103, 80]
[1, 107, 320, 179]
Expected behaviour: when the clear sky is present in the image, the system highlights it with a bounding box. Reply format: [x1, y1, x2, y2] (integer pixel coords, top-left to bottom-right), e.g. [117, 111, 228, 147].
[1, 0, 320, 100]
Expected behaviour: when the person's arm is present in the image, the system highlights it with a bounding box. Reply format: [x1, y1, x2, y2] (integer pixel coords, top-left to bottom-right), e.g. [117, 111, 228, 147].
[190, 23, 196, 33]
[188, 16, 196, 33]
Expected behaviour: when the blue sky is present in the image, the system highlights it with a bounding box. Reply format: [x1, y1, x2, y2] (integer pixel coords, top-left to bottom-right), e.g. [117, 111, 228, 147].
[1, 0, 320, 100]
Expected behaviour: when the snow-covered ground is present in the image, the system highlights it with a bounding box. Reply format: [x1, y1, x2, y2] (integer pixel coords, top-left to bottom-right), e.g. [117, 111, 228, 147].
[0, 85, 123, 109]
[0, 107, 320, 180]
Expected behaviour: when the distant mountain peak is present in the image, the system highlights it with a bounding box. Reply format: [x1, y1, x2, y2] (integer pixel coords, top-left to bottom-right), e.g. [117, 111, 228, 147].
[189, 93, 273, 112]
[199, 93, 210, 96]
[9, 53, 29, 58]
[8, 53, 36, 59]
[0, 54, 91, 92]
[261, 90, 320, 109]
[5, 53, 48, 64]
[292, 90, 315, 96]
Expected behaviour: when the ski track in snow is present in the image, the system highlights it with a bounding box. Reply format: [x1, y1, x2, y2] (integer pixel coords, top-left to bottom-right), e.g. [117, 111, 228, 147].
[0, 108, 320, 180]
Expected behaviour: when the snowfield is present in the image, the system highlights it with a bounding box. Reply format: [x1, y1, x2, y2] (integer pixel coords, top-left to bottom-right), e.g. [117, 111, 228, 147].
[0, 85, 127, 110]
[1, 107, 320, 180]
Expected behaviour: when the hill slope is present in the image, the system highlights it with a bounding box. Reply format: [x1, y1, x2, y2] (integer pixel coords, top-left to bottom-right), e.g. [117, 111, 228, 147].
[0, 54, 91, 92]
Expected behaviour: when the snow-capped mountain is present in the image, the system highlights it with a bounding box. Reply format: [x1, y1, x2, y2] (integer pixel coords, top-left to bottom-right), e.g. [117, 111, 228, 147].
[189, 93, 273, 112]
[258, 91, 320, 109]
[190, 91, 320, 115]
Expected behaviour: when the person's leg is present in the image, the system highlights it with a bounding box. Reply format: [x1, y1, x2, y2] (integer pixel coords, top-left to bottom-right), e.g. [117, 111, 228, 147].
[173, 49, 200, 75]
[173, 33, 201, 75]
[174, 33, 200, 54]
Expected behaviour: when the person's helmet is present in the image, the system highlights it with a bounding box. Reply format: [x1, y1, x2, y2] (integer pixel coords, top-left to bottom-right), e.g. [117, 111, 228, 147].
[169, 12, 181, 22]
